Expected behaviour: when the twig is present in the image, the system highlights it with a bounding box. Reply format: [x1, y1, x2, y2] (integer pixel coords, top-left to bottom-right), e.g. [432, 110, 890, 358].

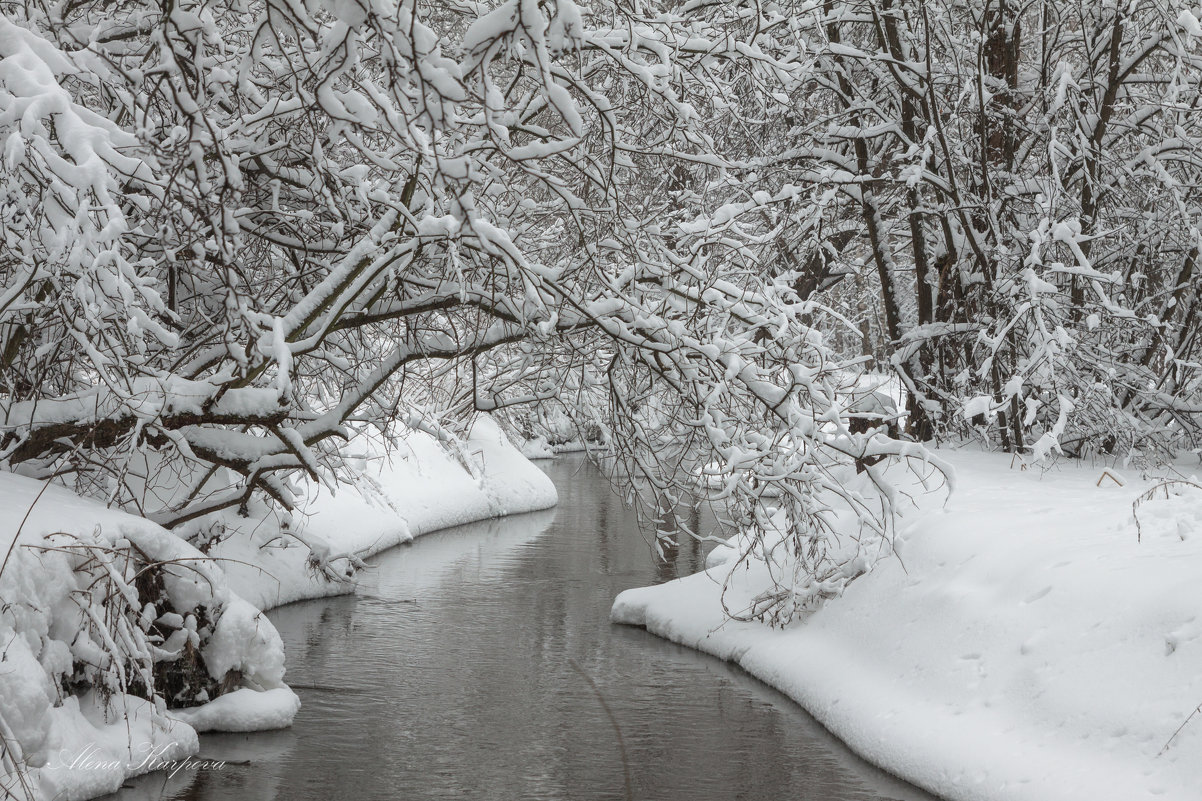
[0, 703, 34, 801]
[0, 480, 51, 582]
[1158, 702, 1202, 757]
[1133, 479, 1202, 543]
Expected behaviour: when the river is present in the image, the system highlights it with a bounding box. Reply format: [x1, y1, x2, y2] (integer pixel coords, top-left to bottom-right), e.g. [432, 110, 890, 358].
[111, 457, 934, 801]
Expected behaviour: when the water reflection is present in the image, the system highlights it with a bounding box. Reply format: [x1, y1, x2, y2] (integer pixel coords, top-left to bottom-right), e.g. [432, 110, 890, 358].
[110, 458, 933, 801]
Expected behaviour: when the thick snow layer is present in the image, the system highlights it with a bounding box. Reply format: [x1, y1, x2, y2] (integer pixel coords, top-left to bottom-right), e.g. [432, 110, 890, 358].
[613, 451, 1202, 801]
[212, 415, 557, 609]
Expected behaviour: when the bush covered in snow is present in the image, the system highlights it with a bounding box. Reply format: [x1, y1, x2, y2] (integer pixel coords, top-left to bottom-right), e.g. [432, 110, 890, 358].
[0, 474, 296, 800]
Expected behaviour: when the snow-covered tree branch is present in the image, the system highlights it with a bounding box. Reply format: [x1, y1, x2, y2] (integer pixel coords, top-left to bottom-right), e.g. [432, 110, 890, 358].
[2, 0, 947, 622]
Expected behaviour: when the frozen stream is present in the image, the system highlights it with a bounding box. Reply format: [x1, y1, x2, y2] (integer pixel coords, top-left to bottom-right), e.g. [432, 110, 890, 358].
[112, 458, 934, 801]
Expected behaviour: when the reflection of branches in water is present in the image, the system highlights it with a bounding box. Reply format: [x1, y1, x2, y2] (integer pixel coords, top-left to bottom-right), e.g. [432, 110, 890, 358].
[654, 530, 705, 585]
[594, 446, 734, 547]
[568, 658, 633, 801]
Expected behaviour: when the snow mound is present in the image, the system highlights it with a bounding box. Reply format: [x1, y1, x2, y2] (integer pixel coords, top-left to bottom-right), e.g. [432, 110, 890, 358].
[1, 414, 556, 798]
[170, 687, 300, 733]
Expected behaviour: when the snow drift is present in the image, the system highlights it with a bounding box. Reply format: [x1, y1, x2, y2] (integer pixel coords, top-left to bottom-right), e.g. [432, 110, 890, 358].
[613, 452, 1202, 801]
[206, 416, 558, 609]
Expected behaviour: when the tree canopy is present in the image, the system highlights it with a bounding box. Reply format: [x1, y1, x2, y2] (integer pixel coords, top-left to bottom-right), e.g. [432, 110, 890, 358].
[5, 0, 1202, 620]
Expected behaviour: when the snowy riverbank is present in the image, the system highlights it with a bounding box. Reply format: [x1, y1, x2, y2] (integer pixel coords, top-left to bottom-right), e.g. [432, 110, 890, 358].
[211, 416, 558, 610]
[0, 418, 555, 800]
[612, 451, 1202, 801]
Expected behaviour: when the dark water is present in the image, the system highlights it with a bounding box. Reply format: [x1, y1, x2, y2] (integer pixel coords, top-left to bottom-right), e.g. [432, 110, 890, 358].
[113, 458, 935, 801]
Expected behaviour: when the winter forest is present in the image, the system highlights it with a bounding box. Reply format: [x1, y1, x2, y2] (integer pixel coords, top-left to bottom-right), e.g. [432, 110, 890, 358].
[3, 0, 1202, 799]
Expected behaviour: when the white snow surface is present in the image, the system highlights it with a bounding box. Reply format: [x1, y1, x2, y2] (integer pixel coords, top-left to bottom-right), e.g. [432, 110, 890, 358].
[612, 451, 1202, 801]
